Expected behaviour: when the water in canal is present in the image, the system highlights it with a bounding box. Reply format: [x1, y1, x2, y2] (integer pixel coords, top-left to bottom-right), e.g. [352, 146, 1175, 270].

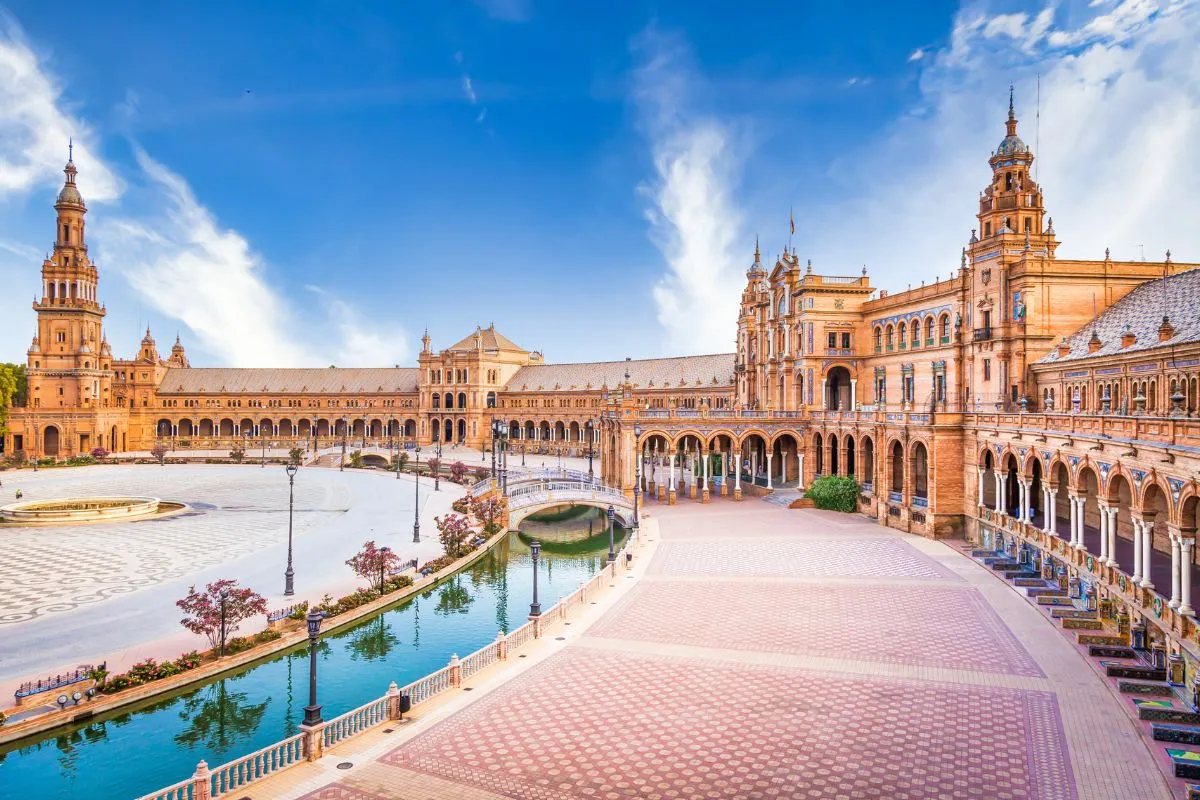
[0, 512, 627, 800]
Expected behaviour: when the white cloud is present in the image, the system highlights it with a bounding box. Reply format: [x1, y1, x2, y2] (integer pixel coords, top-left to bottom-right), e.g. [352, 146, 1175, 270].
[0, 14, 120, 200]
[806, 0, 1200, 286]
[909, 48, 926, 61]
[306, 286, 409, 367]
[633, 28, 745, 356]
[475, 108, 487, 123]
[97, 149, 406, 368]
[473, 0, 531, 22]
[0, 238, 40, 260]
[462, 75, 477, 104]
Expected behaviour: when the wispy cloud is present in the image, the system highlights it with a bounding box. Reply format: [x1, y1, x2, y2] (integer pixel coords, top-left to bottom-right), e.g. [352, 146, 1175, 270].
[909, 48, 926, 62]
[475, 108, 488, 123]
[633, 27, 746, 355]
[0, 14, 120, 200]
[807, 0, 1200, 285]
[473, 0, 532, 23]
[462, 75, 477, 104]
[0, 15, 409, 368]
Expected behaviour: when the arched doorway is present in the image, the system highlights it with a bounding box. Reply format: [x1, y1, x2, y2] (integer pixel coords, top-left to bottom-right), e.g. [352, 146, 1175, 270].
[825, 366, 853, 410]
[444, 418, 454, 443]
[845, 436, 856, 479]
[43, 426, 61, 457]
[458, 418, 466, 442]
[861, 436, 875, 490]
[911, 442, 929, 503]
[890, 441, 904, 498]
[828, 434, 840, 476]
[813, 433, 824, 476]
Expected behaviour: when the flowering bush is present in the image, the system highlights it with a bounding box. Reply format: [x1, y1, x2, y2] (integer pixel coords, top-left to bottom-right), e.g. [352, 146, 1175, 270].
[346, 540, 404, 594]
[177, 579, 268, 651]
[450, 461, 467, 483]
[436, 513, 473, 558]
[151, 444, 168, 465]
[474, 467, 489, 480]
[451, 497, 470, 513]
[471, 496, 506, 536]
[90, 446, 109, 461]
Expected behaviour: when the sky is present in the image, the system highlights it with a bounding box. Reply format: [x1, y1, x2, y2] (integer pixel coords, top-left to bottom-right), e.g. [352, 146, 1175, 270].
[0, 0, 1197, 368]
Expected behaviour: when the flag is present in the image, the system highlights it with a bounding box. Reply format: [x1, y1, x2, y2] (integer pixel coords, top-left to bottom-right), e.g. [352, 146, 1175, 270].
[789, 207, 795, 236]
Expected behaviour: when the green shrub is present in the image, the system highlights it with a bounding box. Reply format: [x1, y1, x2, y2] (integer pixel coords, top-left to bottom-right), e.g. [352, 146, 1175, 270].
[254, 629, 282, 644]
[804, 475, 860, 513]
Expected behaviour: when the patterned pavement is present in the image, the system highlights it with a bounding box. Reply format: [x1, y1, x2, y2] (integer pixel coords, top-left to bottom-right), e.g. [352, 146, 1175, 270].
[268, 498, 1172, 800]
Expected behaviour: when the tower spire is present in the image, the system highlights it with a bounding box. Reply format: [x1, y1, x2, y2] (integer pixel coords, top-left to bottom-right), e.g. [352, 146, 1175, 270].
[68, 137, 74, 163]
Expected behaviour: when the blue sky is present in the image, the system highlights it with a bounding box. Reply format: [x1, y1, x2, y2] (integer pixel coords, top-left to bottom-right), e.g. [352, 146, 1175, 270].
[0, 0, 1196, 367]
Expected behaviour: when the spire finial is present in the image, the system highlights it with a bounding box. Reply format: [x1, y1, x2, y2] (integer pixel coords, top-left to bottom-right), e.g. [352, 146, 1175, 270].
[68, 137, 74, 162]
[754, 235, 760, 261]
[1008, 85, 1015, 120]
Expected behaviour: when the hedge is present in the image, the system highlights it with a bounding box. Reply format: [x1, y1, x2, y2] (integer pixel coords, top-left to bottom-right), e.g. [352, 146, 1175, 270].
[804, 475, 860, 513]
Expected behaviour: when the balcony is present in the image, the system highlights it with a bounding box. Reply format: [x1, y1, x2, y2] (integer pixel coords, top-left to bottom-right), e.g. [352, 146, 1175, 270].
[973, 327, 992, 341]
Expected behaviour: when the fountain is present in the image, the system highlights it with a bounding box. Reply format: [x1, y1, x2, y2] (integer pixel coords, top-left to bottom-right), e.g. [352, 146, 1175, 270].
[0, 497, 186, 525]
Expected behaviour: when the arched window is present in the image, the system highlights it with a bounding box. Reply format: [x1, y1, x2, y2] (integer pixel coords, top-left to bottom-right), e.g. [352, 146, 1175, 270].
[885, 325, 894, 351]
[873, 327, 883, 353]
[898, 323, 907, 349]
[911, 323, 920, 349]
[925, 317, 934, 345]
[940, 314, 950, 342]
[457, 392, 466, 409]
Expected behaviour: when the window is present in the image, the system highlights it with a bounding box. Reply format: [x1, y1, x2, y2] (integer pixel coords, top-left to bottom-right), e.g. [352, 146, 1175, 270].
[898, 323, 907, 349]
[984, 222, 992, 237]
[983, 359, 992, 382]
[63, 224, 70, 243]
[925, 318, 934, 345]
[841, 332, 851, 349]
[827, 332, 837, 349]
[873, 328, 882, 353]
[911, 325, 919, 348]
[940, 315, 950, 342]
[56, 331, 66, 343]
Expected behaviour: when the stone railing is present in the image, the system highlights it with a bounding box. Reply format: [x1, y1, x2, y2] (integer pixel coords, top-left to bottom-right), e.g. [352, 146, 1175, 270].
[966, 411, 1200, 448]
[136, 538, 637, 800]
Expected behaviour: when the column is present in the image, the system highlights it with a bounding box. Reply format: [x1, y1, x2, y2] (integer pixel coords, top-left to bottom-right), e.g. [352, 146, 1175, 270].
[977, 468, 985, 508]
[766, 453, 773, 489]
[1097, 503, 1109, 563]
[1141, 518, 1156, 589]
[997, 474, 1008, 515]
[1041, 488, 1051, 532]
[1170, 535, 1182, 609]
[993, 473, 1003, 513]
[849, 379, 857, 408]
[1131, 520, 1143, 583]
[1105, 507, 1118, 567]
[1068, 496, 1080, 549]
[1180, 539, 1195, 616]
[781, 451, 788, 484]
[820, 378, 827, 409]
[1018, 481, 1029, 523]
[668, 451, 677, 506]
[733, 453, 743, 501]
[797, 453, 805, 490]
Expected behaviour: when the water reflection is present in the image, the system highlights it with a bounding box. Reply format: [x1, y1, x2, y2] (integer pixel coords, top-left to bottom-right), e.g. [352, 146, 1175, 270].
[347, 616, 400, 663]
[172, 680, 270, 758]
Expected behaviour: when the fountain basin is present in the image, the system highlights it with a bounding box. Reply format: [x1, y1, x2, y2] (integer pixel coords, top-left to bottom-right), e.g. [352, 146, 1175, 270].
[0, 497, 185, 525]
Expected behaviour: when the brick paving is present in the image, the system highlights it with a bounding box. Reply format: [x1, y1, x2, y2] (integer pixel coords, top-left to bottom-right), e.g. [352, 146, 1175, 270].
[264, 498, 1173, 800]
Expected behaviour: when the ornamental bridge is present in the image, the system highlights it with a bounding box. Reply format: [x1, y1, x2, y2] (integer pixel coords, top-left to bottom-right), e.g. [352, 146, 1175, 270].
[470, 468, 636, 530]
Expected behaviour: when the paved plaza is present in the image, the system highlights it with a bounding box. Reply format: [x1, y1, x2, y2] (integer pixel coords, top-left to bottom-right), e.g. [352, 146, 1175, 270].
[0, 464, 465, 699]
[250, 499, 1173, 800]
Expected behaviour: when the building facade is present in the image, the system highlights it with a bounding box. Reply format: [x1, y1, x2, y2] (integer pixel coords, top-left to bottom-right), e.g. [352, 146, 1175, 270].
[6, 97, 1200, 669]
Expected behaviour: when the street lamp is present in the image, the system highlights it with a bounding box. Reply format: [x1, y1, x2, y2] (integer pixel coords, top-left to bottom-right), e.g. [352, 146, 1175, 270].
[303, 609, 324, 726]
[434, 440, 442, 492]
[633, 425, 641, 531]
[379, 545, 391, 594]
[490, 419, 498, 478]
[218, 589, 229, 657]
[261, 429, 266, 468]
[284, 463, 298, 596]
[607, 504, 616, 563]
[340, 416, 348, 471]
[529, 540, 541, 617]
[587, 419, 596, 480]
[413, 445, 421, 543]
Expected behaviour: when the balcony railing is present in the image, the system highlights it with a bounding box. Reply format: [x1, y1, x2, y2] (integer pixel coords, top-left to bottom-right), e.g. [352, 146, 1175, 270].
[973, 327, 992, 341]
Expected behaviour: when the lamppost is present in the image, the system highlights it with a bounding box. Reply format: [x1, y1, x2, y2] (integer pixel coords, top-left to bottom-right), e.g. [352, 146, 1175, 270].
[412, 445, 421, 543]
[529, 540, 541, 616]
[586, 419, 595, 480]
[490, 419, 498, 478]
[303, 609, 324, 726]
[497, 424, 509, 496]
[379, 545, 390, 594]
[340, 416, 348, 471]
[521, 443, 526, 467]
[218, 589, 229, 657]
[311, 418, 317, 453]
[261, 430, 266, 468]
[633, 425, 641, 531]
[434, 440, 442, 492]
[284, 463, 298, 596]
[606, 504, 616, 563]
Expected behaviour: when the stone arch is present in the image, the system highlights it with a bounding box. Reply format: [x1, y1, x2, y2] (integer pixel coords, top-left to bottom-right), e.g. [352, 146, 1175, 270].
[198, 419, 214, 437]
[457, 392, 467, 409]
[813, 432, 824, 475]
[157, 418, 172, 437]
[444, 418, 454, 443]
[177, 418, 194, 437]
[889, 439, 904, 495]
[911, 440, 929, 501]
[458, 418, 466, 442]
[220, 418, 235, 437]
[860, 435, 875, 488]
[823, 365, 853, 410]
[43, 425, 61, 456]
[828, 433, 840, 476]
[404, 419, 416, 438]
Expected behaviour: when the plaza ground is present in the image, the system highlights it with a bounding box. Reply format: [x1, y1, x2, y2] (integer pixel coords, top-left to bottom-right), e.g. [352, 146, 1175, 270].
[0, 463, 477, 704]
[243, 497, 1174, 800]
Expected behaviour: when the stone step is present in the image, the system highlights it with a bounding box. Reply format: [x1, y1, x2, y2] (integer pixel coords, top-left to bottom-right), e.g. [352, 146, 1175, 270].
[1167, 749, 1200, 780]
[1138, 705, 1199, 726]
[1037, 595, 1075, 606]
[1051, 608, 1097, 620]
[1013, 577, 1050, 587]
[994, 562, 1028, 573]
[1090, 645, 1138, 659]
[971, 549, 1000, 558]
[1110, 666, 1166, 683]
[1027, 587, 1067, 598]
[1006, 571, 1041, 581]
[1079, 633, 1129, 647]
[1062, 618, 1104, 630]
[981, 556, 1013, 566]
[1154, 724, 1200, 746]
[1120, 679, 1175, 697]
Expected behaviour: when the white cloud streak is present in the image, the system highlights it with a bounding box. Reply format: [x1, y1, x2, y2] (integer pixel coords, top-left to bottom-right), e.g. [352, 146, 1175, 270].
[462, 76, 477, 104]
[807, 0, 1200, 285]
[0, 14, 120, 200]
[633, 28, 745, 356]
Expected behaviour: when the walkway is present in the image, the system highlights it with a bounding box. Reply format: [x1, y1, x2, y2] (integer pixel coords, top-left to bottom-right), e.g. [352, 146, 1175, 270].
[253, 499, 1171, 799]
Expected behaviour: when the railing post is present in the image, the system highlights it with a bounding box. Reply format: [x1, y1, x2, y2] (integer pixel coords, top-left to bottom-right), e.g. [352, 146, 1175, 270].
[191, 760, 211, 800]
[387, 681, 401, 721]
[300, 722, 325, 762]
[448, 654, 462, 687]
[497, 630, 508, 660]
[531, 615, 543, 639]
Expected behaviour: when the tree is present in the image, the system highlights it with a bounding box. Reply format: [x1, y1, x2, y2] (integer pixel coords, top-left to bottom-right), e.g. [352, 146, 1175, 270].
[151, 443, 168, 465]
[394, 451, 409, 471]
[472, 496, 506, 536]
[90, 446, 109, 461]
[288, 446, 303, 465]
[349, 449, 364, 469]
[450, 460, 467, 483]
[436, 513, 473, 558]
[0, 363, 27, 438]
[229, 445, 245, 463]
[346, 540, 403, 594]
[177, 579, 267, 651]
[427, 457, 440, 476]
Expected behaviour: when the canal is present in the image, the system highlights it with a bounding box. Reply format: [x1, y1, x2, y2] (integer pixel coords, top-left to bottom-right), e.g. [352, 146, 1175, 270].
[0, 514, 627, 800]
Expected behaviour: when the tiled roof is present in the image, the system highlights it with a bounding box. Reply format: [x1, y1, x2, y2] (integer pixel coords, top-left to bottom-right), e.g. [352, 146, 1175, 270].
[1037, 267, 1200, 364]
[504, 354, 735, 391]
[446, 325, 526, 353]
[158, 367, 420, 394]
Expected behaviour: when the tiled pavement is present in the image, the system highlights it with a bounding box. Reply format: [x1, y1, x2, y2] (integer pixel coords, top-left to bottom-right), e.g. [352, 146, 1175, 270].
[263, 498, 1174, 800]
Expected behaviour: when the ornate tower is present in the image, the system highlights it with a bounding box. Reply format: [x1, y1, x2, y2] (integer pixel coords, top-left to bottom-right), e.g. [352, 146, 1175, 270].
[974, 88, 1051, 244]
[27, 146, 113, 411]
